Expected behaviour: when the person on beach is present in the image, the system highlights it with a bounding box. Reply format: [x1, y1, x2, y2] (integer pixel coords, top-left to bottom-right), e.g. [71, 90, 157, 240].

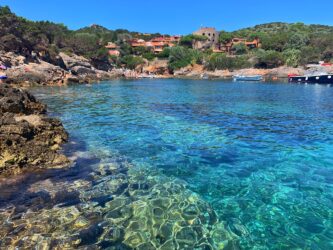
[0, 64, 7, 84]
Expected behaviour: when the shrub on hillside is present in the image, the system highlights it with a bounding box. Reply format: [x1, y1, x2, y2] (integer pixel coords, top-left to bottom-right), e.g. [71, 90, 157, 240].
[168, 46, 203, 71]
[132, 46, 149, 55]
[205, 54, 251, 71]
[285, 33, 310, 50]
[218, 31, 233, 44]
[156, 47, 171, 58]
[322, 49, 333, 62]
[121, 55, 145, 69]
[142, 52, 155, 61]
[282, 49, 302, 67]
[260, 33, 290, 52]
[232, 43, 248, 55]
[118, 42, 132, 56]
[254, 49, 284, 68]
[179, 35, 208, 48]
[299, 46, 321, 64]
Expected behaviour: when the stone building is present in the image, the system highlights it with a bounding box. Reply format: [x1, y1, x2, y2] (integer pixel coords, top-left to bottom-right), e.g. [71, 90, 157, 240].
[193, 27, 220, 50]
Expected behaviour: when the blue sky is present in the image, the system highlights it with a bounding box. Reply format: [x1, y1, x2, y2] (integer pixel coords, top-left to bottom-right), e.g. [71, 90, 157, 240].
[1, 0, 333, 34]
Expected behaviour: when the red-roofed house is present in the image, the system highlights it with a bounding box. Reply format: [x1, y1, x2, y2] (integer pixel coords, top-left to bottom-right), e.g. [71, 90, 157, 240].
[105, 42, 120, 57]
[128, 36, 181, 53]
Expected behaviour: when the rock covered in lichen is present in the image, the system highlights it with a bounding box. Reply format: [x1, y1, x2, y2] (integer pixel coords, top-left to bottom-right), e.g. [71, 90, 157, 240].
[0, 84, 46, 114]
[0, 84, 69, 175]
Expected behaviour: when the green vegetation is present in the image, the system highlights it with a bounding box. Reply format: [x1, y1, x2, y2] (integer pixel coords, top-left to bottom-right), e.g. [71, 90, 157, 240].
[229, 22, 333, 64]
[177, 22, 333, 70]
[218, 31, 233, 43]
[2, 5, 333, 72]
[156, 47, 172, 58]
[206, 54, 251, 71]
[0, 6, 161, 69]
[168, 46, 203, 71]
[232, 43, 248, 55]
[132, 46, 149, 56]
[130, 46, 155, 61]
[282, 49, 302, 67]
[142, 52, 155, 61]
[120, 55, 145, 70]
[254, 49, 285, 68]
[179, 35, 208, 48]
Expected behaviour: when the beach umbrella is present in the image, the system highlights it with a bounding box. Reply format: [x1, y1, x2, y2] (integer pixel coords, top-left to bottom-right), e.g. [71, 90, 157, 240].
[0, 65, 7, 70]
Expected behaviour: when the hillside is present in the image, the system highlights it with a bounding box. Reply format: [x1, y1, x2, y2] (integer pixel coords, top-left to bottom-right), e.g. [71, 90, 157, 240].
[228, 22, 333, 64]
[2, 5, 333, 74]
[237, 22, 333, 35]
[0, 6, 163, 70]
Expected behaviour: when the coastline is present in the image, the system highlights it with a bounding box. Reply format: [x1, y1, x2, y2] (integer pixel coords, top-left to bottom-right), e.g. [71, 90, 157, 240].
[3, 49, 333, 87]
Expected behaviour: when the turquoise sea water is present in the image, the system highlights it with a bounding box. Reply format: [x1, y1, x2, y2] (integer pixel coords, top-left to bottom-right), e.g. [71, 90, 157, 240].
[1, 79, 333, 249]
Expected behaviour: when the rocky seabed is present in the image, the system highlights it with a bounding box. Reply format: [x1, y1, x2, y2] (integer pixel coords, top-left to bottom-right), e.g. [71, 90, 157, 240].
[0, 152, 240, 249]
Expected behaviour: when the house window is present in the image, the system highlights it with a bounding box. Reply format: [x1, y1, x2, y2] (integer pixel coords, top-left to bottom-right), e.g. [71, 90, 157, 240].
[202, 33, 205, 36]
[208, 33, 211, 36]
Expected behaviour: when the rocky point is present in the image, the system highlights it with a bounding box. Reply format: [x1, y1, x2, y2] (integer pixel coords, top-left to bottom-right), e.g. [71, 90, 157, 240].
[0, 84, 69, 176]
[0, 50, 121, 86]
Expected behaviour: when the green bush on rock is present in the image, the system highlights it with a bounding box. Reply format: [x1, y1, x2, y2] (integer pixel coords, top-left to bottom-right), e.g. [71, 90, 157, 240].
[282, 49, 302, 67]
[168, 46, 203, 71]
[120, 55, 145, 70]
[254, 49, 285, 68]
[205, 54, 251, 71]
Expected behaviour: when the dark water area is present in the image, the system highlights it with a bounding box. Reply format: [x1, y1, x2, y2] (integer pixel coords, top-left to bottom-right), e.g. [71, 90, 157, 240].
[1, 79, 333, 249]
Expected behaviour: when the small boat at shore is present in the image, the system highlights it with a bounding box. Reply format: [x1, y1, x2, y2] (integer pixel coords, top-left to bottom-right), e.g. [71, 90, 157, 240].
[138, 74, 156, 79]
[288, 74, 333, 84]
[200, 73, 209, 79]
[233, 75, 263, 81]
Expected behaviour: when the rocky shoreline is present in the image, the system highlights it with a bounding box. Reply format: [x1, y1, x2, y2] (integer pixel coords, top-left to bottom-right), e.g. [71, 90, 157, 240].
[4, 50, 333, 86]
[0, 84, 69, 176]
[0, 51, 121, 86]
[125, 61, 333, 80]
[171, 63, 333, 80]
[173, 65, 305, 79]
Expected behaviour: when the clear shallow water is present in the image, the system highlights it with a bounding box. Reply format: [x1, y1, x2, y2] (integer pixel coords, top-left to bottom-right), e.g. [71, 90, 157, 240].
[1, 79, 333, 249]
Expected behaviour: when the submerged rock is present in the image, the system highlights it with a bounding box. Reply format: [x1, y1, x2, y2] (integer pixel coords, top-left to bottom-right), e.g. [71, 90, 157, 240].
[0, 159, 239, 249]
[0, 84, 69, 176]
